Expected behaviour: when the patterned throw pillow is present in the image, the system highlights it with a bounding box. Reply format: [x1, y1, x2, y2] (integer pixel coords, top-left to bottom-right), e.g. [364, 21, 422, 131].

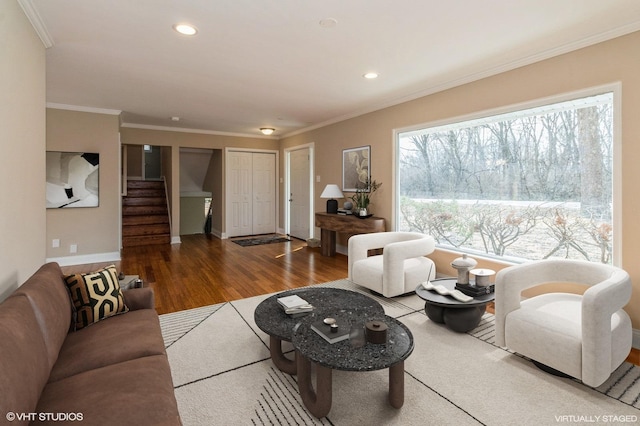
[64, 265, 129, 330]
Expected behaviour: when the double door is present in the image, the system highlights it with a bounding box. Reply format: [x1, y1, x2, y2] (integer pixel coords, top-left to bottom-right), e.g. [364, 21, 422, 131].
[226, 151, 276, 237]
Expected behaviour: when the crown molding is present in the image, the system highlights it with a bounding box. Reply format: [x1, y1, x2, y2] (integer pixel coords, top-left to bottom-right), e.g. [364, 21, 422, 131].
[282, 21, 640, 139]
[46, 103, 122, 115]
[120, 122, 278, 140]
[18, 0, 54, 48]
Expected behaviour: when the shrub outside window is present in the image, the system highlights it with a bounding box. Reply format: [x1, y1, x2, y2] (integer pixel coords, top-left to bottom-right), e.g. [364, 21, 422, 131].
[396, 92, 615, 264]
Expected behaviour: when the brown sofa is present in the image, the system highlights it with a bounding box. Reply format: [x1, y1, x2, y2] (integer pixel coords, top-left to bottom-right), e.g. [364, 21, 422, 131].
[0, 263, 181, 425]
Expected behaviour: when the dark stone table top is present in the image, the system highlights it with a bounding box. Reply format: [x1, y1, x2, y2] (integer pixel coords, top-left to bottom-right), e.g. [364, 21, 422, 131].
[415, 278, 495, 307]
[254, 287, 384, 342]
[292, 313, 414, 372]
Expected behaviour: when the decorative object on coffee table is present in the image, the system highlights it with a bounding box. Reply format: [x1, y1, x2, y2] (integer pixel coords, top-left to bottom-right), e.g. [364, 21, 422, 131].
[451, 254, 477, 285]
[471, 268, 495, 286]
[416, 278, 495, 333]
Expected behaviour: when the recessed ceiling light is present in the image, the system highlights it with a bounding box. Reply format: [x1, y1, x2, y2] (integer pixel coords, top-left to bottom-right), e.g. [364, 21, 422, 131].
[173, 23, 198, 36]
[260, 128, 275, 136]
[363, 72, 379, 79]
[319, 18, 337, 28]
[171, 116, 180, 122]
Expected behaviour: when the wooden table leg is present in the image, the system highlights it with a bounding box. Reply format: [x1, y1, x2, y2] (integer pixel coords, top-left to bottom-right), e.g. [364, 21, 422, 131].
[296, 350, 333, 417]
[388, 361, 405, 408]
[269, 336, 297, 375]
[320, 228, 336, 257]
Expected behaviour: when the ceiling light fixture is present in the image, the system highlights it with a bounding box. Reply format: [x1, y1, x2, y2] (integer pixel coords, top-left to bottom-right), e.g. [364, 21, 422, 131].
[260, 128, 275, 136]
[363, 72, 379, 79]
[173, 23, 198, 36]
[319, 18, 338, 28]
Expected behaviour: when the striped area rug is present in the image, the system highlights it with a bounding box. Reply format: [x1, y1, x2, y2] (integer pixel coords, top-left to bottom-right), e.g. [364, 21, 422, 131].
[159, 280, 640, 424]
[469, 314, 640, 409]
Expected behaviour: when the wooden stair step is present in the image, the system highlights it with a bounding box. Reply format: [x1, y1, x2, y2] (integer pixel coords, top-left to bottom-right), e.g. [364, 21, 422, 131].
[122, 223, 170, 237]
[122, 234, 171, 247]
[125, 188, 166, 198]
[123, 196, 167, 206]
[122, 215, 170, 226]
[127, 180, 165, 189]
[122, 205, 168, 216]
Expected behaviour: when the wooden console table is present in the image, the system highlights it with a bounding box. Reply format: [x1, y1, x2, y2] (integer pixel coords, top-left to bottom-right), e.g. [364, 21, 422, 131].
[315, 212, 386, 256]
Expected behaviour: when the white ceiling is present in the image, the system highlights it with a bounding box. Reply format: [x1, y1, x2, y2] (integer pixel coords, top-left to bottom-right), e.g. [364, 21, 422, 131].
[26, 0, 640, 138]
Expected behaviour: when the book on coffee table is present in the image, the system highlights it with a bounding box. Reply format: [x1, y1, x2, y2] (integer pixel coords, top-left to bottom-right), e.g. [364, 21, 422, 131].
[310, 319, 350, 344]
[277, 294, 308, 309]
[277, 294, 314, 316]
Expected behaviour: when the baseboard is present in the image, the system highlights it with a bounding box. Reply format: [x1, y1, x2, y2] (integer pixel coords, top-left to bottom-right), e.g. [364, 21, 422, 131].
[45, 252, 121, 267]
[171, 236, 182, 244]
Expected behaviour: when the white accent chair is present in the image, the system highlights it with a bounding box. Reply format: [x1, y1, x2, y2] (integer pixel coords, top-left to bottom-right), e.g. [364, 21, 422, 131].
[348, 232, 436, 297]
[495, 259, 632, 387]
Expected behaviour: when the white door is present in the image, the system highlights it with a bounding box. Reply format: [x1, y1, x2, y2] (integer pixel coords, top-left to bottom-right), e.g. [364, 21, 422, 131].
[252, 153, 276, 234]
[289, 147, 311, 240]
[226, 151, 277, 237]
[227, 151, 252, 237]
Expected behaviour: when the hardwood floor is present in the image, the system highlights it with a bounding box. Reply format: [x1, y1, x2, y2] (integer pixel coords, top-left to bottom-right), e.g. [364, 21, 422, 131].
[61, 234, 348, 315]
[60, 235, 640, 366]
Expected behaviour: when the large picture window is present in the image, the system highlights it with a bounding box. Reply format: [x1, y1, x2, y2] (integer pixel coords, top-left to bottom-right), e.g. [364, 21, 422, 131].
[396, 91, 615, 264]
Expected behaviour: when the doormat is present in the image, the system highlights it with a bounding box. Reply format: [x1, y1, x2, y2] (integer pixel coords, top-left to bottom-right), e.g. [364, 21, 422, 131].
[232, 235, 291, 247]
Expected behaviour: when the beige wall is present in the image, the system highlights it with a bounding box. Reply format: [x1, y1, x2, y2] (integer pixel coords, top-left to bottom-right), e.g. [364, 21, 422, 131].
[0, 1, 46, 300]
[45, 109, 121, 261]
[280, 31, 640, 329]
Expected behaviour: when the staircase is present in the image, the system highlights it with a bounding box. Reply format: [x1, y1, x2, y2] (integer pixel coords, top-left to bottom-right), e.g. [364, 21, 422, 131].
[122, 180, 171, 247]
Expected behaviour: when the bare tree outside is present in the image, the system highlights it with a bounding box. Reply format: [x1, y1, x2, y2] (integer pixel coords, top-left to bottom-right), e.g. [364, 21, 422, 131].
[397, 93, 614, 264]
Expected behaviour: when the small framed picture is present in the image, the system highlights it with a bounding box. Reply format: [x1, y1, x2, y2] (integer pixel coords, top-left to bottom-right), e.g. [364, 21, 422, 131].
[342, 146, 370, 192]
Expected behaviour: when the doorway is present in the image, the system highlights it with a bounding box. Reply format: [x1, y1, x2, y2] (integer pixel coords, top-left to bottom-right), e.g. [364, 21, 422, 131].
[144, 145, 162, 180]
[286, 144, 313, 240]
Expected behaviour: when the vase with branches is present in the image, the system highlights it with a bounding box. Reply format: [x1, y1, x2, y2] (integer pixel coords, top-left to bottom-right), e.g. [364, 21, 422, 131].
[351, 178, 382, 216]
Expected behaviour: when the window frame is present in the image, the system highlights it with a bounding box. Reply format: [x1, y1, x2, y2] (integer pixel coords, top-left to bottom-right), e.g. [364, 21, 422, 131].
[392, 83, 622, 266]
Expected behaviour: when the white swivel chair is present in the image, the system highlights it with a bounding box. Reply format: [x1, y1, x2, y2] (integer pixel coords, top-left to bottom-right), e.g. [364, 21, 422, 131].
[495, 259, 632, 387]
[348, 232, 436, 297]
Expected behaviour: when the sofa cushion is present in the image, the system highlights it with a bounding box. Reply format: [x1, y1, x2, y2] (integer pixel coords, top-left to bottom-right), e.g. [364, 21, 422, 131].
[64, 265, 129, 330]
[14, 262, 72, 369]
[49, 309, 168, 382]
[0, 295, 52, 418]
[37, 356, 181, 426]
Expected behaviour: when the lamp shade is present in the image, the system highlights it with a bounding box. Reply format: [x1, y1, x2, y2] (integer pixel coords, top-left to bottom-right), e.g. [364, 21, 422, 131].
[320, 184, 344, 199]
[320, 184, 343, 214]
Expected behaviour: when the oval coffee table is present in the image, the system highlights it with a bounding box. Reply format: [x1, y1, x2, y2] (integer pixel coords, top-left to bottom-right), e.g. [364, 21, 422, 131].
[292, 313, 413, 418]
[254, 287, 384, 374]
[415, 278, 494, 333]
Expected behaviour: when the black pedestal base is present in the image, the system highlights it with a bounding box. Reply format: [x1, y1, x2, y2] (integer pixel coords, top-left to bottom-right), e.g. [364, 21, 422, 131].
[532, 360, 573, 379]
[424, 303, 486, 333]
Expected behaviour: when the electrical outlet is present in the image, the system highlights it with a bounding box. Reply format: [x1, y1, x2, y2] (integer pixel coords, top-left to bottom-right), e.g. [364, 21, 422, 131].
[70, 244, 77, 254]
[316, 175, 321, 182]
[52, 239, 60, 248]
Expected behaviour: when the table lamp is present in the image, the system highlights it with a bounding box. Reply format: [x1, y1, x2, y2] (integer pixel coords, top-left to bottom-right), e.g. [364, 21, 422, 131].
[320, 184, 344, 214]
